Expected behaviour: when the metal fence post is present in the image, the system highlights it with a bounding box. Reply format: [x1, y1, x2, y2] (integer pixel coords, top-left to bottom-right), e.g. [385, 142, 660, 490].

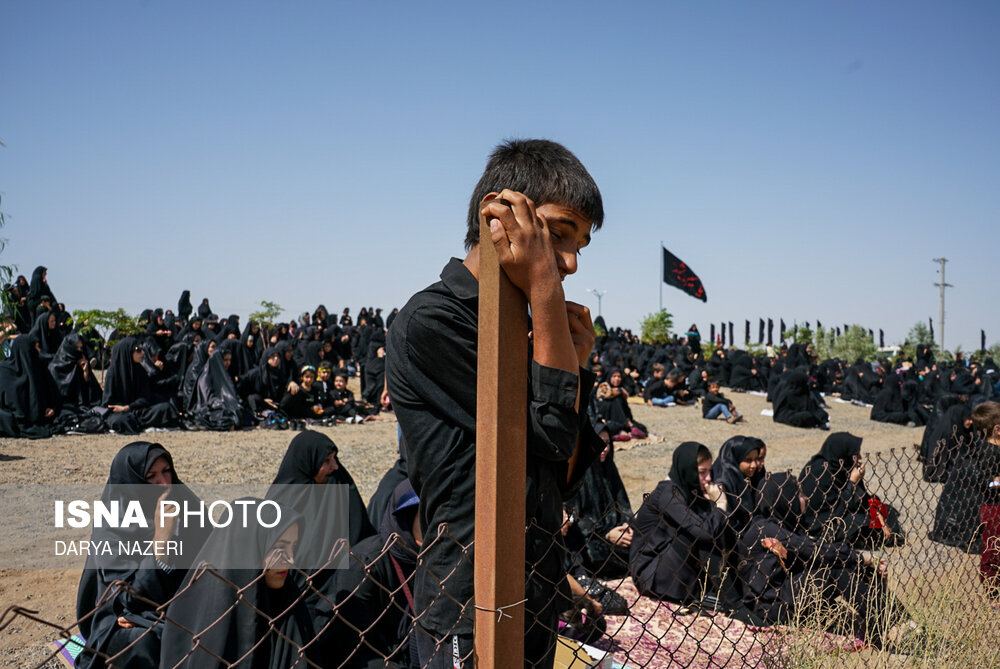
[475, 219, 528, 668]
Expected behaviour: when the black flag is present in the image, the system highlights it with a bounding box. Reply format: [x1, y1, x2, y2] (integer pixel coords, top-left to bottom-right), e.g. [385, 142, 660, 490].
[844, 324, 850, 336]
[868, 329, 874, 340]
[879, 329, 884, 348]
[720, 322, 726, 347]
[661, 246, 707, 302]
[805, 321, 810, 331]
[780, 319, 786, 339]
[817, 320, 822, 330]
[710, 323, 716, 344]
[836, 326, 841, 337]
[929, 318, 934, 342]
[745, 320, 750, 346]
[729, 322, 734, 347]
[767, 318, 774, 346]
[982, 330, 987, 355]
[758, 319, 764, 344]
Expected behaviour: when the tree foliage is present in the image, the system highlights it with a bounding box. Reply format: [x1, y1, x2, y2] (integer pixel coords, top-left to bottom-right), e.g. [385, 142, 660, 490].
[249, 300, 283, 329]
[640, 309, 674, 345]
[72, 308, 144, 366]
[828, 325, 877, 363]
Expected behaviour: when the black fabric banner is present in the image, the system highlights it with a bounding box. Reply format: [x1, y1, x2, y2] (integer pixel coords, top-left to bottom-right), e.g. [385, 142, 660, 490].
[836, 327, 841, 337]
[710, 323, 716, 343]
[745, 320, 750, 346]
[929, 318, 934, 342]
[879, 329, 885, 348]
[758, 319, 764, 344]
[767, 318, 774, 346]
[728, 322, 734, 347]
[661, 247, 707, 302]
[817, 320, 822, 330]
[982, 330, 987, 355]
[780, 319, 786, 339]
[720, 321, 726, 347]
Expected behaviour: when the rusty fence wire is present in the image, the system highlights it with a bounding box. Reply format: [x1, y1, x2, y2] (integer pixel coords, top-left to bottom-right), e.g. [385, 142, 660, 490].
[5, 437, 1000, 668]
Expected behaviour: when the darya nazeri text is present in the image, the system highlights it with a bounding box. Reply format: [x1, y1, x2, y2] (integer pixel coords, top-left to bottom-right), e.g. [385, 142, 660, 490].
[54, 540, 182, 556]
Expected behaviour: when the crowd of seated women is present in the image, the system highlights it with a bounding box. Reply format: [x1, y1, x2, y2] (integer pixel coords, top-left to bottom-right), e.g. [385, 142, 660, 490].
[0, 269, 398, 437]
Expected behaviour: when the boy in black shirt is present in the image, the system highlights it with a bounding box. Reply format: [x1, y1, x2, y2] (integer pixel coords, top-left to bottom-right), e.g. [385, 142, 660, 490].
[387, 139, 604, 668]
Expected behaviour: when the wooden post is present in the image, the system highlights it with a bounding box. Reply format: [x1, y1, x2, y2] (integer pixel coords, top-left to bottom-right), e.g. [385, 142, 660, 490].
[474, 220, 529, 668]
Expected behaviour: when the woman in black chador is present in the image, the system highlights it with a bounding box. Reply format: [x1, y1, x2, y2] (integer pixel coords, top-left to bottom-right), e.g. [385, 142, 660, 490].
[0, 335, 61, 438]
[176, 289, 193, 322]
[773, 370, 829, 429]
[29, 310, 64, 362]
[564, 423, 634, 578]
[739, 472, 912, 647]
[629, 442, 731, 604]
[799, 432, 900, 547]
[102, 337, 179, 434]
[75, 442, 210, 669]
[48, 333, 103, 410]
[160, 499, 316, 669]
[188, 346, 246, 430]
[26, 265, 56, 316]
[196, 297, 212, 319]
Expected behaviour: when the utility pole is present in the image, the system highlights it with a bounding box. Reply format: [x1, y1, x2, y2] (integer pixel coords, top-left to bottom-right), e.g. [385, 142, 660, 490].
[932, 258, 952, 352]
[587, 288, 606, 318]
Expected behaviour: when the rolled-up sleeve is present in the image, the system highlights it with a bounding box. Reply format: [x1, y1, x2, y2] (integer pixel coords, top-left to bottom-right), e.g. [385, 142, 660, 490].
[527, 361, 580, 461]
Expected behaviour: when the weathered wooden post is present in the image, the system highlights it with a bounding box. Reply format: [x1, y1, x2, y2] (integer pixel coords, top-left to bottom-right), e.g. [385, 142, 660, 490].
[474, 219, 528, 668]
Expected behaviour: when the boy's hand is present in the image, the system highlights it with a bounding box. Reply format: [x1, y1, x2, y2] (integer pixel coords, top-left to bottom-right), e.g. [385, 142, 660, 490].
[480, 190, 560, 300]
[566, 302, 595, 369]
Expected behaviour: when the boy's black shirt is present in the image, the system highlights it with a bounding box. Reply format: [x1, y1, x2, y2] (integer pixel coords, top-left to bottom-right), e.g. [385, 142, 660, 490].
[386, 258, 601, 638]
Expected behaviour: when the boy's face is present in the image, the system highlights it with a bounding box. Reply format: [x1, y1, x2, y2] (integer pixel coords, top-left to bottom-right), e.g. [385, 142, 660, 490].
[535, 203, 591, 280]
[318, 368, 330, 382]
[334, 376, 347, 390]
[709, 383, 720, 393]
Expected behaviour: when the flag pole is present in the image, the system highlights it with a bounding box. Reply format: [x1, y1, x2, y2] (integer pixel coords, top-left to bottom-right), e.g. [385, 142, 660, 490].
[659, 242, 663, 312]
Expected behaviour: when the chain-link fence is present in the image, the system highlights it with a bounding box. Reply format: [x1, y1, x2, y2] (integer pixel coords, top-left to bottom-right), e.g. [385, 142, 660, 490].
[6, 438, 1000, 668]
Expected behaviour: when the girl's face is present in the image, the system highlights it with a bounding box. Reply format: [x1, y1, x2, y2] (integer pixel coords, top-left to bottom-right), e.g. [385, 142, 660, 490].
[132, 349, 145, 364]
[698, 458, 713, 493]
[263, 523, 299, 590]
[47, 314, 57, 330]
[267, 354, 280, 368]
[301, 371, 315, 388]
[739, 449, 763, 479]
[145, 455, 172, 486]
[609, 371, 622, 386]
[222, 353, 232, 370]
[313, 452, 340, 484]
[207, 341, 217, 355]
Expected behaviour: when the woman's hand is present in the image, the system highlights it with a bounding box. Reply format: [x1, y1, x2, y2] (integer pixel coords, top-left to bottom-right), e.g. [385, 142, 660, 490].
[761, 537, 788, 560]
[606, 523, 633, 548]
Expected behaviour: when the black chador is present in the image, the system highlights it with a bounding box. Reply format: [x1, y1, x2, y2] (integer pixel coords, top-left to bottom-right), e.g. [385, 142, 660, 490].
[102, 337, 179, 434]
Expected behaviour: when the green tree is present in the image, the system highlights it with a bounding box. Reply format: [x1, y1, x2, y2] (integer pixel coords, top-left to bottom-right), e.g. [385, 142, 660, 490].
[829, 325, 877, 363]
[249, 300, 284, 341]
[72, 308, 144, 367]
[640, 309, 674, 345]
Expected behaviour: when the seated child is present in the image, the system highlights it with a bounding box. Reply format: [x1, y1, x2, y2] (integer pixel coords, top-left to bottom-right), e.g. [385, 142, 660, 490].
[702, 380, 744, 423]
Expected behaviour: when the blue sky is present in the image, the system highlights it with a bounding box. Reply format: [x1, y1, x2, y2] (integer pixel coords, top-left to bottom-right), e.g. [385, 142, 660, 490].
[2, 2, 997, 351]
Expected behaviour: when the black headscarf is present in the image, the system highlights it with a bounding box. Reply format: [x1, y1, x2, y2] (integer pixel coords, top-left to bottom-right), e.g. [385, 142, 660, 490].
[711, 436, 766, 528]
[28, 265, 55, 307]
[189, 350, 242, 429]
[757, 472, 804, 531]
[160, 499, 315, 669]
[0, 335, 61, 436]
[29, 311, 63, 361]
[75, 442, 210, 669]
[669, 441, 712, 505]
[102, 337, 148, 407]
[48, 333, 102, 407]
[810, 432, 863, 482]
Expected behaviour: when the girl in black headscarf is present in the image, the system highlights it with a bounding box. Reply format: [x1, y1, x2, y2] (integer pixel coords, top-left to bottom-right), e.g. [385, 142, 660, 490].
[196, 297, 212, 320]
[160, 499, 316, 669]
[929, 405, 986, 550]
[564, 422, 633, 579]
[75, 442, 210, 669]
[739, 473, 912, 646]
[629, 442, 730, 603]
[799, 432, 898, 547]
[711, 436, 767, 534]
[29, 310, 63, 362]
[870, 374, 911, 425]
[594, 369, 647, 442]
[924, 403, 973, 483]
[102, 337, 179, 434]
[0, 335, 61, 438]
[239, 346, 288, 415]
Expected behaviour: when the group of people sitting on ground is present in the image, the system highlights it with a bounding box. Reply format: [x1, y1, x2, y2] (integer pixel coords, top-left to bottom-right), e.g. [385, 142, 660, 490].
[586, 332, 997, 437]
[0, 271, 397, 437]
[77, 398, 1000, 667]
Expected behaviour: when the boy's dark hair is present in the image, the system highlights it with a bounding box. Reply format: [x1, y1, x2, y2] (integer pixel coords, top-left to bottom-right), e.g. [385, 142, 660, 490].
[666, 369, 685, 384]
[652, 362, 665, 375]
[464, 139, 604, 250]
[972, 401, 1000, 434]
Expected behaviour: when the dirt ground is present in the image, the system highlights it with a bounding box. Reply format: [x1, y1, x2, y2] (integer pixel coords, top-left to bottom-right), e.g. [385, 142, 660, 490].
[0, 388, 924, 667]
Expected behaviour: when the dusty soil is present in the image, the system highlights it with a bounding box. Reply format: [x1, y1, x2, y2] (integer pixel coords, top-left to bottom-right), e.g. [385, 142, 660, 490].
[0, 387, 926, 667]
